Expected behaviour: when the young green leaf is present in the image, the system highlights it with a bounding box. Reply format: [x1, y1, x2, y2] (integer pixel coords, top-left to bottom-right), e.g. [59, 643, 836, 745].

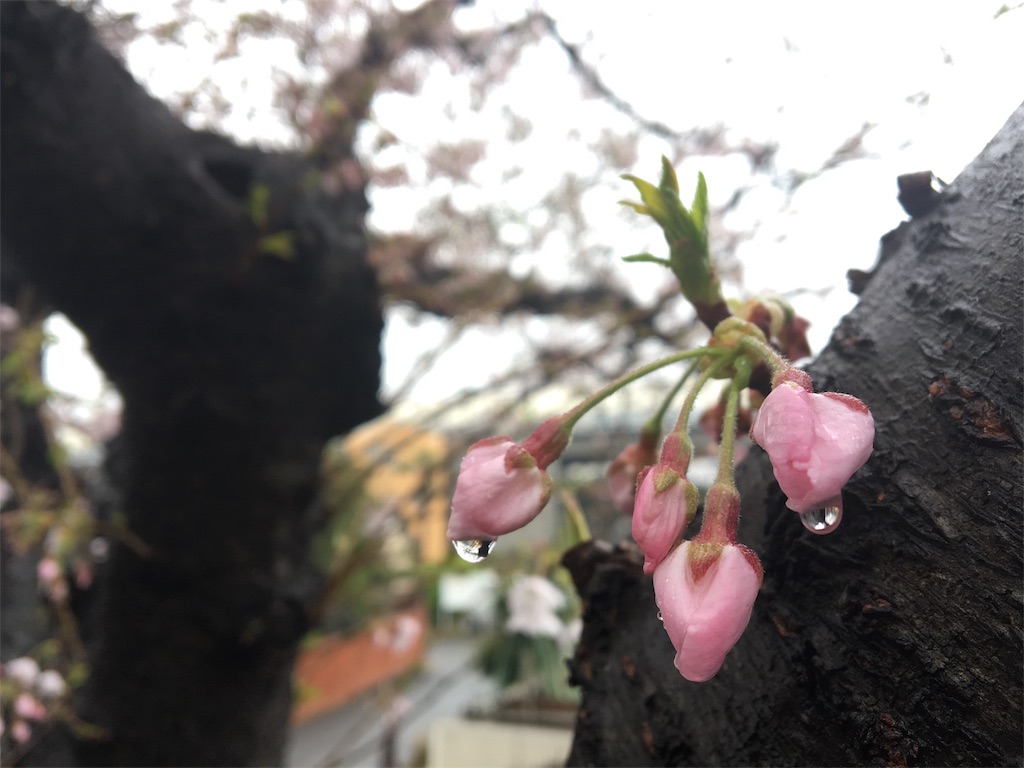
[622, 253, 672, 267]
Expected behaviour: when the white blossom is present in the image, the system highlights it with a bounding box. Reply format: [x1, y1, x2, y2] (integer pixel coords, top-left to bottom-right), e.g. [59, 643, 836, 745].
[4, 657, 40, 688]
[36, 670, 68, 699]
[505, 575, 566, 639]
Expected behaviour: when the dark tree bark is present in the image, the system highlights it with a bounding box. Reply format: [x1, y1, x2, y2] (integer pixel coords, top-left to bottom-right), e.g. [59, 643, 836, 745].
[565, 105, 1023, 766]
[1, 2, 381, 765]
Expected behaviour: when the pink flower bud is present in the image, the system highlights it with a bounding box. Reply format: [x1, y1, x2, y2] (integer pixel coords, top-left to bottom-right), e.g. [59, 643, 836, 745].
[606, 437, 657, 515]
[37, 557, 60, 585]
[15, 693, 46, 721]
[606, 447, 640, 514]
[447, 437, 553, 541]
[750, 381, 874, 513]
[654, 541, 763, 682]
[0, 304, 19, 332]
[632, 465, 695, 575]
[11, 719, 31, 744]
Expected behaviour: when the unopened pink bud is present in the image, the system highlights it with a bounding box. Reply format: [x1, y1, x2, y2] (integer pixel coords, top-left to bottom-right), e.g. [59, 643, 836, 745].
[75, 562, 94, 590]
[654, 541, 763, 682]
[632, 465, 695, 574]
[0, 304, 19, 332]
[37, 557, 60, 584]
[606, 439, 657, 515]
[15, 693, 46, 721]
[447, 437, 553, 541]
[11, 719, 31, 744]
[750, 381, 874, 513]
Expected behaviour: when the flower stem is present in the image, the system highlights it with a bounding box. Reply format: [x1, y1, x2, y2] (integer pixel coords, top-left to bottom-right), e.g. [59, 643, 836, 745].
[560, 346, 731, 431]
[714, 355, 751, 490]
[670, 352, 738, 437]
[737, 335, 787, 381]
[642, 360, 700, 434]
[654, 352, 738, 470]
[559, 489, 592, 542]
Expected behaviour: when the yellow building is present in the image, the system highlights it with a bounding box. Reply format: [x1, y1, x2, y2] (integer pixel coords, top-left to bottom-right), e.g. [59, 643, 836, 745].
[335, 417, 452, 565]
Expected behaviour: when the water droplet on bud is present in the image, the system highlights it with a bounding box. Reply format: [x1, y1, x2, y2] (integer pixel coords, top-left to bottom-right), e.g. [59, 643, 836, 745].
[452, 539, 496, 563]
[800, 499, 843, 535]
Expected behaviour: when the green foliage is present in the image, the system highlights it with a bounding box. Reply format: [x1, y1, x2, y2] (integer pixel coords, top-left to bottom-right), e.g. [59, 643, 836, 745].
[620, 158, 723, 309]
[464, 512, 584, 704]
[256, 231, 296, 260]
[622, 252, 671, 267]
[477, 632, 577, 703]
[248, 183, 270, 229]
[0, 324, 53, 406]
[310, 442, 421, 637]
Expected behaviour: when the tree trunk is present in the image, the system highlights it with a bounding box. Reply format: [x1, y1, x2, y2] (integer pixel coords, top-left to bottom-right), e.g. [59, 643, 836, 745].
[1, 3, 381, 765]
[565, 104, 1023, 767]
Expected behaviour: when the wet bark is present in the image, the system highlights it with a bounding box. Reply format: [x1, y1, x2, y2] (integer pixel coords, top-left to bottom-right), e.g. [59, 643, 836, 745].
[1, 2, 381, 765]
[565, 104, 1023, 767]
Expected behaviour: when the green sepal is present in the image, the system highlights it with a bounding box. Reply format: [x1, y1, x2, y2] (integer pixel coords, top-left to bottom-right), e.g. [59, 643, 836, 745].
[684, 481, 701, 527]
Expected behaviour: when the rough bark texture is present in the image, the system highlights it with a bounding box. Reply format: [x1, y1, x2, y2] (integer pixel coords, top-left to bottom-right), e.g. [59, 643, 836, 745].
[565, 105, 1023, 767]
[1, 3, 381, 765]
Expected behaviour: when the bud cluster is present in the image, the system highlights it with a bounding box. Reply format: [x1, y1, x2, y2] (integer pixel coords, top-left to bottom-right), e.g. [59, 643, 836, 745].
[444, 161, 875, 682]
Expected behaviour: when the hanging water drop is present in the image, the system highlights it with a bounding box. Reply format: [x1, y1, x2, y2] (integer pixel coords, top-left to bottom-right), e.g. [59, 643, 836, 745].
[800, 499, 843, 535]
[657, 611, 664, 622]
[452, 539, 497, 563]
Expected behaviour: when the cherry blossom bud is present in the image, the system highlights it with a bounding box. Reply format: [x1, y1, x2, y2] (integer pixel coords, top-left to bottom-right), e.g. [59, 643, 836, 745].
[607, 446, 642, 515]
[447, 437, 553, 542]
[11, 719, 31, 744]
[75, 562, 94, 590]
[0, 304, 19, 332]
[606, 430, 659, 515]
[632, 465, 697, 575]
[750, 381, 875, 513]
[653, 541, 763, 682]
[37, 557, 60, 585]
[777, 313, 812, 362]
[15, 693, 46, 721]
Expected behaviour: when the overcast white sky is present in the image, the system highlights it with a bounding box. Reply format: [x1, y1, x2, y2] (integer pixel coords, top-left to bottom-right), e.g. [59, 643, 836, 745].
[44, 0, 1024, 415]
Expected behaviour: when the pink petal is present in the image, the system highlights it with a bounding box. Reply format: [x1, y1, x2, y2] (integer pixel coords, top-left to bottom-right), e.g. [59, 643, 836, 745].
[447, 437, 550, 540]
[654, 543, 761, 681]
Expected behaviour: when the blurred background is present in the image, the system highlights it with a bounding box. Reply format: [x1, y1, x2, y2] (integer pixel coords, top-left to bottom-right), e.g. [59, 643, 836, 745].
[14, 1, 1024, 765]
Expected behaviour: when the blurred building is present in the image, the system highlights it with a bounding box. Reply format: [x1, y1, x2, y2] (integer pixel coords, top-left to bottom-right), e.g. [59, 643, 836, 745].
[341, 418, 452, 565]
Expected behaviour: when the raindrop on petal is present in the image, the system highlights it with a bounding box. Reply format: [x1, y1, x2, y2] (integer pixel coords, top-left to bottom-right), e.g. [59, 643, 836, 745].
[657, 611, 664, 622]
[800, 498, 843, 535]
[452, 539, 497, 563]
